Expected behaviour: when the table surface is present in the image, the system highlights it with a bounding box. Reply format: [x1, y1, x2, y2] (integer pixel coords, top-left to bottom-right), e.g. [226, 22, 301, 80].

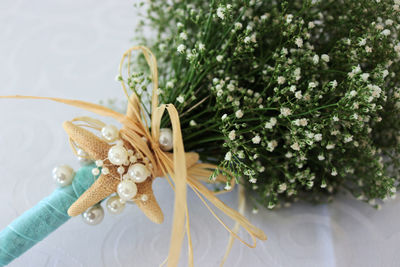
[1, 1, 399, 267]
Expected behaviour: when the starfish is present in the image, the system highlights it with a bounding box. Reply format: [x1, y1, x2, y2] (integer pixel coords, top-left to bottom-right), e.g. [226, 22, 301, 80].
[63, 101, 199, 224]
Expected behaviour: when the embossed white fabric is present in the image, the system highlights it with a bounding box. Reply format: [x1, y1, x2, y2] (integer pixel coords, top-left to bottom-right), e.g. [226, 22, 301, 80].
[0, 1, 399, 266]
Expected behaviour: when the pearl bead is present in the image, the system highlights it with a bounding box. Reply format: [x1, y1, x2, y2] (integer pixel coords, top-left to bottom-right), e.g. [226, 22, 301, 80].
[108, 145, 128, 165]
[129, 155, 137, 163]
[117, 180, 138, 201]
[140, 194, 149, 202]
[128, 149, 134, 156]
[115, 140, 124, 146]
[76, 148, 92, 165]
[81, 205, 104, 225]
[101, 167, 110, 175]
[95, 160, 103, 167]
[127, 163, 150, 183]
[101, 124, 119, 142]
[92, 168, 100, 176]
[52, 165, 75, 187]
[106, 196, 125, 214]
[117, 166, 125, 175]
[159, 128, 173, 151]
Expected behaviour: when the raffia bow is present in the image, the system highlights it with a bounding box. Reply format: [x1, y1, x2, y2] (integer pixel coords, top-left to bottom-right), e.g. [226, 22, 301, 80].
[1, 46, 266, 266]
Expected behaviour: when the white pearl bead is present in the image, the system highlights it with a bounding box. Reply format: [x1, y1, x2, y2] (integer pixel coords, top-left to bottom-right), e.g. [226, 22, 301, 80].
[101, 167, 110, 175]
[117, 180, 138, 201]
[92, 168, 100, 176]
[106, 196, 125, 214]
[52, 165, 75, 187]
[117, 166, 125, 175]
[101, 124, 119, 142]
[127, 163, 150, 183]
[81, 205, 104, 225]
[159, 128, 173, 151]
[129, 155, 137, 163]
[95, 160, 103, 167]
[108, 145, 128, 165]
[76, 148, 92, 165]
[140, 194, 149, 202]
[128, 149, 134, 156]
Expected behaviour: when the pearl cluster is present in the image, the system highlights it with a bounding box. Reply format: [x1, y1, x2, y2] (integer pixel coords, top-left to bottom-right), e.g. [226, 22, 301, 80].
[71, 125, 173, 225]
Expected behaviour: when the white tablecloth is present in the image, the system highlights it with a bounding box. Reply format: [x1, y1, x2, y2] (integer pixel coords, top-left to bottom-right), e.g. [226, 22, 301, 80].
[0, 1, 399, 266]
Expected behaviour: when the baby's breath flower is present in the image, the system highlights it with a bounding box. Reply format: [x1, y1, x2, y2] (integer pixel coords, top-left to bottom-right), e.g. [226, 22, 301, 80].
[198, 42, 205, 51]
[224, 183, 232, 190]
[228, 130, 236, 140]
[234, 22, 242, 29]
[381, 29, 391, 36]
[177, 44, 186, 53]
[280, 107, 292, 117]
[321, 54, 330, 62]
[217, 7, 225, 20]
[291, 142, 300, 151]
[295, 37, 303, 48]
[265, 117, 277, 129]
[277, 76, 286, 84]
[166, 81, 174, 88]
[252, 135, 261, 144]
[286, 14, 293, 24]
[179, 32, 188, 40]
[312, 54, 319, 64]
[326, 143, 335, 150]
[361, 73, 370, 81]
[176, 95, 184, 103]
[267, 140, 278, 151]
[278, 183, 287, 193]
[235, 109, 244, 118]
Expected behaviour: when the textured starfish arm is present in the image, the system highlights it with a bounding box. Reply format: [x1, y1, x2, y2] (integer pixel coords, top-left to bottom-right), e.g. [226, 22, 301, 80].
[68, 174, 119, 217]
[135, 179, 164, 224]
[63, 121, 110, 160]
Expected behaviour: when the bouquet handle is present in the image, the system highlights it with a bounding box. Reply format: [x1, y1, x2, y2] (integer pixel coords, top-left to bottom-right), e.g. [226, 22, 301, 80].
[0, 164, 96, 266]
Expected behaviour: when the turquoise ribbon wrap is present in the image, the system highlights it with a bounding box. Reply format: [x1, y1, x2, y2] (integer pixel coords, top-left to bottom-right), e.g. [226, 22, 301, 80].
[0, 164, 98, 266]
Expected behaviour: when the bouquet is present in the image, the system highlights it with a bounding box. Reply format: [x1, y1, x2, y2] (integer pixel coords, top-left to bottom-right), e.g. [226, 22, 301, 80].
[1, 0, 400, 266]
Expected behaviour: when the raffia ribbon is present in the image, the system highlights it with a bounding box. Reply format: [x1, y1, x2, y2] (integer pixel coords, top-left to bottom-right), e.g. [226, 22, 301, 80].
[0, 46, 266, 266]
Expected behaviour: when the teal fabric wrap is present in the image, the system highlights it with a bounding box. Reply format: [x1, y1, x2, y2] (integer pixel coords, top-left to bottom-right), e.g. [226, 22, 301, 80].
[0, 164, 98, 266]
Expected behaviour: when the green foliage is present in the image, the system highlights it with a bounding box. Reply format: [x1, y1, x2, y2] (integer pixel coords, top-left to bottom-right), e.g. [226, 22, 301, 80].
[131, 0, 400, 210]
